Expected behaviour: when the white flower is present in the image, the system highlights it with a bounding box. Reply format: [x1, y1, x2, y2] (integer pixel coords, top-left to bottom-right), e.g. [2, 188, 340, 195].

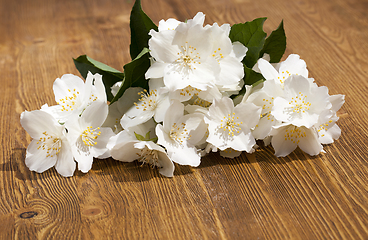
[204, 97, 261, 152]
[315, 94, 345, 144]
[108, 124, 174, 177]
[155, 100, 207, 167]
[51, 72, 106, 122]
[20, 110, 75, 177]
[146, 12, 246, 93]
[103, 87, 143, 133]
[208, 23, 247, 91]
[257, 54, 309, 87]
[120, 78, 170, 129]
[244, 80, 283, 139]
[147, 18, 218, 91]
[65, 100, 115, 173]
[270, 123, 323, 157]
[108, 119, 174, 177]
[272, 75, 331, 128]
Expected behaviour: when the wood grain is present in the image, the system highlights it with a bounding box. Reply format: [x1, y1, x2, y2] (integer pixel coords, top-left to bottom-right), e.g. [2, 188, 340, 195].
[1, 0, 368, 239]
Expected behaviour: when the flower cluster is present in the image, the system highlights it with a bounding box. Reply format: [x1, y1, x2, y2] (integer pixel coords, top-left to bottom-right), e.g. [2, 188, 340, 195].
[20, 73, 115, 177]
[245, 55, 344, 157]
[20, 9, 344, 177]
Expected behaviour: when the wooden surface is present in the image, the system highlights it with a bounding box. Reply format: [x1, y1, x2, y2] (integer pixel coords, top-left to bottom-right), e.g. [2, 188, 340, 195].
[1, 0, 368, 239]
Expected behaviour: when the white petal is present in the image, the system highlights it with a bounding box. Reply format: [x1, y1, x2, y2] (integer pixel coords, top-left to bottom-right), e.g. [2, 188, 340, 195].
[88, 72, 107, 103]
[190, 12, 205, 26]
[107, 130, 136, 150]
[278, 54, 308, 78]
[80, 100, 108, 128]
[120, 108, 154, 129]
[227, 131, 256, 152]
[329, 94, 345, 113]
[270, 125, 298, 157]
[116, 87, 144, 114]
[148, 77, 165, 90]
[111, 81, 122, 97]
[156, 124, 173, 148]
[20, 110, 63, 139]
[209, 23, 232, 57]
[258, 58, 280, 80]
[145, 62, 167, 79]
[162, 100, 184, 132]
[158, 18, 181, 31]
[271, 97, 293, 123]
[102, 101, 123, 133]
[149, 30, 179, 63]
[252, 115, 277, 140]
[298, 127, 323, 156]
[319, 124, 341, 144]
[167, 145, 201, 167]
[153, 95, 170, 123]
[208, 97, 233, 121]
[72, 140, 94, 173]
[234, 102, 261, 129]
[53, 74, 86, 104]
[231, 42, 247, 61]
[54, 140, 76, 177]
[25, 140, 57, 173]
[93, 127, 115, 158]
[157, 151, 175, 177]
[217, 55, 244, 87]
[111, 141, 140, 162]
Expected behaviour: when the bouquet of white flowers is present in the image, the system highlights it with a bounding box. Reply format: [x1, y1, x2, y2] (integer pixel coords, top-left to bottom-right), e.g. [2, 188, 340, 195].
[20, 0, 344, 177]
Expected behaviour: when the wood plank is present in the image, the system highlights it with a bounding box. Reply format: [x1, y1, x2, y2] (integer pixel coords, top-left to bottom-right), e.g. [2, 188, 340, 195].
[1, 0, 368, 239]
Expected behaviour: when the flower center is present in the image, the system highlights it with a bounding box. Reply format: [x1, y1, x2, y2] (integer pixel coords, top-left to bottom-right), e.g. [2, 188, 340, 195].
[277, 70, 293, 86]
[259, 97, 275, 122]
[220, 113, 242, 136]
[134, 89, 158, 111]
[317, 120, 333, 137]
[284, 126, 306, 144]
[169, 122, 191, 144]
[58, 88, 80, 112]
[179, 85, 200, 98]
[175, 41, 201, 72]
[192, 97, 211, 108]
[136, 147, 160, 168]
[81, 126, 101, 146]
[287, 92, 311, 114]
[36, 131, 62, 158]
[212, 48, 224, 63]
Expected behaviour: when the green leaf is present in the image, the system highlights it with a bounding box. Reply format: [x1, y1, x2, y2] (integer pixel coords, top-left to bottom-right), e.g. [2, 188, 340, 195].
[144, 131, 151, 140]
[73, 55, 124, 102]
[238, 64, 264, 96]
[134, 131, 158, 142]
[260, 20, 286, 63]
[243, 65, 264, 85]
[229, 18, 267, 68]
[109, 48, 150, 104]
[130, 0, 158, 60]
[134, 132, 146, 141]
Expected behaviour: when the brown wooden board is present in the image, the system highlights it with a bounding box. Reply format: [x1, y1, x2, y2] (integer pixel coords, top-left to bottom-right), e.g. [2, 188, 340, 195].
[1, 0, 368, 239]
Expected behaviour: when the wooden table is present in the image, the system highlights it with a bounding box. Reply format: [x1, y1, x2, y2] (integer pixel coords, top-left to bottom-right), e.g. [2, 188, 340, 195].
[1, 0, 368, 239]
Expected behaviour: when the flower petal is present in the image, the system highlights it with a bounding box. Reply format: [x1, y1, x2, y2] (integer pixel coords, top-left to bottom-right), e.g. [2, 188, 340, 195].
[54, 140, 76, 177]
[270, 125, 298, 157]
[25, 140, 57, 173]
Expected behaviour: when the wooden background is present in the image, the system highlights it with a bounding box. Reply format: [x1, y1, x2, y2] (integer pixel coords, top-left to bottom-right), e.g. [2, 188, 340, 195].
[1, 0, 368, 239]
